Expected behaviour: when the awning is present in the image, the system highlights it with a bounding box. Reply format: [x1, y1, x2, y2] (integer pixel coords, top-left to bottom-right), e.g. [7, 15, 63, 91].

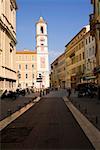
[83, 76, 96, 80]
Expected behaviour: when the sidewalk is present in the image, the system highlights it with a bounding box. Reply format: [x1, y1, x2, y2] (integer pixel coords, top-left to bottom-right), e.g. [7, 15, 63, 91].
[0, 92, 40, 121]
[70, 90, 100, 131]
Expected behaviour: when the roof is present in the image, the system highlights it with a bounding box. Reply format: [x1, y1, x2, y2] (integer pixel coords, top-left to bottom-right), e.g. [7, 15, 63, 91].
[51, 52, 65, 66]
[16, 50, 37, 54]
[36, 16, 47, 24]
[65, 25, 90, 48]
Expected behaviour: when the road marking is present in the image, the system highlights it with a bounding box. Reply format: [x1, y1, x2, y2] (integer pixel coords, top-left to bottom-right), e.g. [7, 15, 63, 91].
[63, 96, 100, 150]
[0, 97, 40, 131]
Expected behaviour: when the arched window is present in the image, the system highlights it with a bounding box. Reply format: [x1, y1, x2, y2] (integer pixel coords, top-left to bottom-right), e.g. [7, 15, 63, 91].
[40, 26, 44, 33]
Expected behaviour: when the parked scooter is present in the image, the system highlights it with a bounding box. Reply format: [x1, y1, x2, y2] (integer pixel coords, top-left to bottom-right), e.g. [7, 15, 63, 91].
[16, 89, 26, 96]
[1, 90, 16, 100]
[78, 87, 96, 98]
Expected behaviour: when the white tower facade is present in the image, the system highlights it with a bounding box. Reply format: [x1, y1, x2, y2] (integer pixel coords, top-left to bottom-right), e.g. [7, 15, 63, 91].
[36, 17, 49, 89]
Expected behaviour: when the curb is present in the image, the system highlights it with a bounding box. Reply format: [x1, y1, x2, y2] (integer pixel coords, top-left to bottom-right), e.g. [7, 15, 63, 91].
[0, 97, 41, 131]
[63, 96, 100, 150]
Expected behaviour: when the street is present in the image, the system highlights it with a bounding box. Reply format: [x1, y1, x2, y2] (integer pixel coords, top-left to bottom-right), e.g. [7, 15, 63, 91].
[0, 93, 94, 150]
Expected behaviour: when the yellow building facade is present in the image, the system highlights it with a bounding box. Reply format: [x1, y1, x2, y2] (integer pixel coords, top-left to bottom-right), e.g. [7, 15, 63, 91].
[65, 26, 90, 88]
[50, 25, 97, 89]
[51, 52, 66, 89]
[16, 50, 37, 90]
[0, 0, 17, 93]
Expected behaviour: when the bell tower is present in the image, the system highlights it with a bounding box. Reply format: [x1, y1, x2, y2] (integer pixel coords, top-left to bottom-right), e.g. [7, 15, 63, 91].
[36, 17, 49, 89]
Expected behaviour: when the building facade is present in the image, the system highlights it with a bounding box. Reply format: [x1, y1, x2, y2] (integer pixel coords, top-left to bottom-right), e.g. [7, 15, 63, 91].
[51, 52, 66, 89]
[50, 25, 97, 89]
[84, 30, 96, 82]
[65, 26, 90, 88]
[90, 0, 100, 86]
[0, 0, 17, 92]
[16, 17, 49, 90]
[16, 50, 37, 89]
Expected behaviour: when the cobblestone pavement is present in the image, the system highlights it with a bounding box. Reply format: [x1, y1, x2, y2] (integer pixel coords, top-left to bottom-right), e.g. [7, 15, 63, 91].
[1, 97, 94, 150]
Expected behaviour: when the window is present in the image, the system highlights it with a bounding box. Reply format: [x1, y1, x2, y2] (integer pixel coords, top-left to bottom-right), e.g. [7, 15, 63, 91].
[25, 64, 28, 69]
[19, 74, 21, 79]
[32, 64, 34, 68]
[19, 64, 21, 69]
[79, 54, 81, 61]
[76, 55, 78, 62]
[32, 56, 34, 61]
[83, 52, 84, 59]
[87, 50, 88, 58]
[89, 48, 91, 56]
[79, 44, 81, 49]
[89, 36, 90, 43]
[40, 26, 44, 33]
[92, 36, 94, 41]
[86, 39, 87, 45]
[26, 74, 28, 79]
[19, 56, 21, 60]
[82, 41, 84, 47]
[92, 46, 95, 55]
[10, 49, 12, 53]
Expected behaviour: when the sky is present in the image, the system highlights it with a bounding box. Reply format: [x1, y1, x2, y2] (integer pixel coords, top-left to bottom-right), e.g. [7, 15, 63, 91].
[16, 0, 92, 64]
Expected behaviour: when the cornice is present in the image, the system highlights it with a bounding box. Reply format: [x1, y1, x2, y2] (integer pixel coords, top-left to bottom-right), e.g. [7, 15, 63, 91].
[10, 0, 18, 10]
[36, 34, 48, 38]
[0, 18, 17, 44]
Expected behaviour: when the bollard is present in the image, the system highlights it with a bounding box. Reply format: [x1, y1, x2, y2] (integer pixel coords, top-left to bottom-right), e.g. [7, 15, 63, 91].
[29, 100, 31, 103]
[24, 102, 27, 106]
[7, 109, 12, 116]
[17, 105, 21, 110]
[96, 116, 98, 124]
